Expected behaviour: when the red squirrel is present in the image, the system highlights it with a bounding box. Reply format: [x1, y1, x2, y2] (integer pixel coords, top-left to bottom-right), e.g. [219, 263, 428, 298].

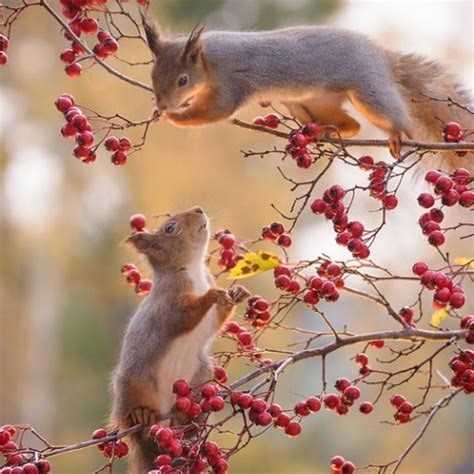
[109, 207, 249, 473]
[142, 16, 473, 163]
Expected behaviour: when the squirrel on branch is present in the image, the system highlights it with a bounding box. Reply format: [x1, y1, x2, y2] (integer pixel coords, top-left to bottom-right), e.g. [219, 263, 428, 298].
[143, 17, 473, 164]
[109, 207, 250, 473]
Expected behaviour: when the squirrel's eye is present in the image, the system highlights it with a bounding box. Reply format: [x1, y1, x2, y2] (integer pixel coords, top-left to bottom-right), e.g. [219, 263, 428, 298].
[178, 75, 189, 87]
[164, 222, 176, 234]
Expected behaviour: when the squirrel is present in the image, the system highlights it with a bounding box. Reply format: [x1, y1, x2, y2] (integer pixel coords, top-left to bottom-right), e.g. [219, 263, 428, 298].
[109, 206, 250, 474]
[142, 18, 473, 163]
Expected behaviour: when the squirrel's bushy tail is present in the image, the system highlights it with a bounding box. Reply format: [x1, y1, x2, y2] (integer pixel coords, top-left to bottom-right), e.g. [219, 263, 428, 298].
[127, 431, 157, 474]
[388, 52, 473, 169]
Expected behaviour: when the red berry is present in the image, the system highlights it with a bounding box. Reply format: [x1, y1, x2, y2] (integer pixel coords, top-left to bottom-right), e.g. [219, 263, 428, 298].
[275, 274, 291, 290]
[323, 393, 339, 410]
[111, 150, 127, 165]
[355, 353, 369, 366]
[60, 49, 76, 64]
[390, 394, 406, 408]
[0, 35, 9, 52]
[155, 454, 172, 466]
[335, 378, 351, 392]
[119, 137, 132, 151]
[443, 121, 463, 142]
[301, 122, 319, 139]
[399, 306, 414, 323]
[343, 385, 361, 401]
[209, 396, 225, 412]
[237, 331, 252, 347]
[268, 403, 282, 418]
[129, 214, 147, 232]
[359, 401, 374, 414]
[61, 122, 77, 138]
[341, 461, 356, 474]
[330, 455, 345, 469]
[306, 397, 321, 412]
[219, 233, 235, 248]
[450, 292, 465, 309]
[36, 460, 51, 473]
[398, 401, 414, 414]
[55, 96, 74, 112]
[92, 428, 108, 439]
[412, 261, 429, 276]
[428, 230, 445, 246]
[0, 51, 7, 65]
[80, 18, 99, 35]
[237, 393, 253, 409]
[425, 170, 441, 184]
[277, 233, 292, 247]
[22, 465, 38, 474]
[441, 189, 459, 206]
[371, 339, 384, 349]
[175, 396, 192, 413]
[284, 421, 302, 437]
[348, 221, 364, 237]
[172, 379, 190, 396]
[256, 411, 273, 426]
[65, 63, 82, 77]
[249, 398, 266, 414]
[275, 413, 291, 428]
[435, 176, 453, 193]
[310, 198, 327, 214]
[76, 130, 94, 147]
[303, 289, 319, 306]
[417, 193, 435, 208]
[429, 208, 444, 223]
[294, 401, 311, 417]
[103, 38, 119, 54]
[459, 191, 474, 207]
[105, 136, 120, 151]
[383, 194, 398, 210]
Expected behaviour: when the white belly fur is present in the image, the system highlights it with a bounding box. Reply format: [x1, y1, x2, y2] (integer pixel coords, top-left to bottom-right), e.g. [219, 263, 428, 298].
[156, 260, 218, 416]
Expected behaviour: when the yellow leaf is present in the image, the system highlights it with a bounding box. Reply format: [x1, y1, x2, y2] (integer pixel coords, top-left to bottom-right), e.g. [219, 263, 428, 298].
[229, 251, 280, 280]
[454, 257, 474, 268]
[430, 307, 449, 328]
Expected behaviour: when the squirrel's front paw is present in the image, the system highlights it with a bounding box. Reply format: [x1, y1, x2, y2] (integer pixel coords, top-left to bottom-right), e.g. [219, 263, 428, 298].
[212, 288, 235, 308]
[130, 407, 160, 426]
[228, 285, 251, 304]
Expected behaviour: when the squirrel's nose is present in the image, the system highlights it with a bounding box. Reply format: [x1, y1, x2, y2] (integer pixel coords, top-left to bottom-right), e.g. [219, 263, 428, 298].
[193, 206, 204, 214]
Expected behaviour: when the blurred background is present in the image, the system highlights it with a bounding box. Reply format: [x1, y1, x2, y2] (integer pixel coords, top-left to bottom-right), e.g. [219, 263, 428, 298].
[0, 0, 473, 473]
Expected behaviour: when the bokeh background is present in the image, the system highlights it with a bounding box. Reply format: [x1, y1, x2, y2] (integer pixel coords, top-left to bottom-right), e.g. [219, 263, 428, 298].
[0, 0, 473, 473]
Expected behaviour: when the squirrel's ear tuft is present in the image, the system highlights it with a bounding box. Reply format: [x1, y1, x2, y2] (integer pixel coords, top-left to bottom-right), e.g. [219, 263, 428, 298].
[181, 24, 205, 64]
[125, 232, 155, 254]
[142, 14, 163, 58]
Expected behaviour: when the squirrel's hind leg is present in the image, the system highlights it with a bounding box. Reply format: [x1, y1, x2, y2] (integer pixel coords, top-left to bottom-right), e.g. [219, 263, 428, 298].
[282, 97, 361, 138]
[348, 89, 413, 158]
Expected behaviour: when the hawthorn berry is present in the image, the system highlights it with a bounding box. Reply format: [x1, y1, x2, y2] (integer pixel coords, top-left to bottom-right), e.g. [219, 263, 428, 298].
[284, 421, 302, 437]
[359, 401, 374, 414]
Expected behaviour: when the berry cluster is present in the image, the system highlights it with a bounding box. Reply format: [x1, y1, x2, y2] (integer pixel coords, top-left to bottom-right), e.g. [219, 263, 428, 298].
[273, 265, 301, 293]
[358, 157, 399, 209]
[285, 123, 320, 169]
[354, 353, 372, 377]
[303, 261, 344, 306]
[149, 396, 229, 473]
[330, 455, 356, 474]
[417, 168, 473, 247]
[252, 113, 280, 129]
[55, 93, 98, 163]
[0, 34, 9, 67]
[323, 379, 364, 416]
[121, 263, 152, 296]
[215, 231, 240, 269]
[92, 428, 128, 459]
[105, 136, 133, 165]
[412, 261, 466, 310]
[243, 296, 271, 328]
[389, 394, 414, 424]
[461, 316, 474, 345]
[311, 185, 372, 259]
[0, 425, 51, 473]
[261, 221, 292, 247]
[225, 321, 255, 350]
[449, 347, 474, 393]
[55, 93, 134, 165]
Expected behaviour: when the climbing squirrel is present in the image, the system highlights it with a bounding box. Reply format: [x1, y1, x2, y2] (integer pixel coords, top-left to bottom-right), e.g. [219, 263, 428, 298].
[143, 18, 473, 162]
[110, 206, 250, 474]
